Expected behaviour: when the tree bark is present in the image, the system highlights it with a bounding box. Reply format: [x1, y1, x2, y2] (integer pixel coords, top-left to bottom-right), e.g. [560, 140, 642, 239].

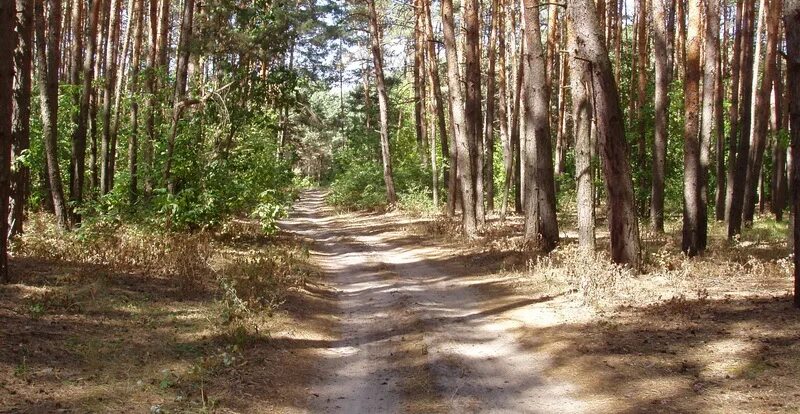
[129, 0, 144, 206]
[771, 58, 787, 220]
[35, 0, 70, 230]
[651, 0, 672, 232]
[423, 0, 450, 214]
[0, 0, 15, 281]
[442, 0, 477, 236]
[484, 0, 499, 212]
[464, 0, 483, 227]
[567, 0, 641, 268]
[682, 0, 703, 256]
[366, 0, 398, 204]
[413, 0, 427, 168]
[521, 0, 558, 251]
[727, 0, 757, 238]
[10, 0, 34, 239]
[100, 0, 121, 194]
[569, 23, 596, 252]
[784, 0, 800, 307]
[70, 0, 102, 223]
[743, 0, 780, 225]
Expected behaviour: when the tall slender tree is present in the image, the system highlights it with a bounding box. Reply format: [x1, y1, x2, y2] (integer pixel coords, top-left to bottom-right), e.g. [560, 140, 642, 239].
[651, 0, 672, 232]
[35, 0, 70, 230]
[567, 0, 641, 267]
[682, 0, 703, 256]
[366, 0, 398, 204]
[521, 0, 558, 251]
[442, 0, 477, 236]
[785, 0, 800, 307]
[10, 0, 34, 238]
[0, 0, 15, 281]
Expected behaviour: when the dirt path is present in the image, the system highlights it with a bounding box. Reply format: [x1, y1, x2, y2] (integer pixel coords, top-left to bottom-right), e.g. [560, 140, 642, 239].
[280, 190, 587, 413]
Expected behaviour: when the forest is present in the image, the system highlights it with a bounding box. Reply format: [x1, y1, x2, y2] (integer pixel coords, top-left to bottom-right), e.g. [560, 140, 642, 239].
[1, 0, 800, 411]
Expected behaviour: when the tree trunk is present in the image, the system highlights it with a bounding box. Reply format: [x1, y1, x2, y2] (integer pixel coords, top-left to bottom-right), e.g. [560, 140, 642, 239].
[413, 0, 427, 168]
[464, 0, 483, 227]
[70, 0, 102, 223]
[129, 0, 144, 206]
[771, 58, 787, 220]
[521, 0, 558, 251]
[163, 0, 195, 194]
[423, 0, 450, 214]
[100, 0, 121, 194]
[484, 0, 498, 212]
[682, 0, 703, 256]
[0, 0, 15, 281]
[35, 0, 70, 230]
[743, 0, 780, 225]
[569, 23, 596, 252]
[10, 0, 34, 239]
[498, 0, 512, 220]
[715, 0, 727, 221]
[727, 0, 757, 238]
[143, 0, 160, 199]
[651, 0, 672, 232]
[567, 0, 641, 268]
[366, 0, 398, 204]
[512, 39, 523, 214]
[442, 0, 477, 236]
[784, 0, 800, 307]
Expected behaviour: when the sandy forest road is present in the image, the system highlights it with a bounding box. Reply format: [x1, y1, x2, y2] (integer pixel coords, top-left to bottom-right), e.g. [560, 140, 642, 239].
[279, 190, 588, 413]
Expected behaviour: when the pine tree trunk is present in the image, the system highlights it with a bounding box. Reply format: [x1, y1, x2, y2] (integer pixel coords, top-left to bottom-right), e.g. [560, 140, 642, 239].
[442, 0, 477, 236]
[366, 0, 398, 204]
[771, 59, 787, 220]
[464, 0, 484, 227]
[715, 0, 727, 222]
[651, 0, 672, 232]
[784, 0, 800, 307]
[129, 0, 144, 206]
[568, 23, 596, 252]
[100, 0, 121, 194]
[0, 0, 15, 281]
[682, 0, 703, 256]
[521, 0, 558, 251]
[413, 0, 427, 168]
[727, 0, 757, 238]
[567, 0, 641, 268]
[70, 0, 102, 223]
[484, 0, 498, 213]
[10, 0, 34, 239]
[743, 0, 780, 225]
[35, 0, 70, 230]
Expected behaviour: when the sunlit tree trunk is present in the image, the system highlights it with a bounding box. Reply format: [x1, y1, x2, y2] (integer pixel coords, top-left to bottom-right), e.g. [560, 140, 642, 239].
[727, 0, 757, 238]
[100, 0, 121, 194]
[484, 0, 499, 212]
[743, 0, 781, 225]
[366, 0, 398, 204]
[521, 0, 558, 251]
[567, 0, 641, 268]
[682, 0, 703, 256]
[35, 0, 70, 230]
[651, 0, 672, 232]
[464, 0, 484, 227]
[442, 0, 477, 236]
[413, 0, 427, 168]
[568, 22, 595, 252]
[71, 0, 102, 223]
[10, 0, 34, 239]
[423, 0, 451, 214]
[129, 0, 144, 206]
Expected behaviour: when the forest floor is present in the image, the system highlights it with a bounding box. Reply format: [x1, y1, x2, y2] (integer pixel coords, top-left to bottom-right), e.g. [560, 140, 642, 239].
[2, 190, 800, 413]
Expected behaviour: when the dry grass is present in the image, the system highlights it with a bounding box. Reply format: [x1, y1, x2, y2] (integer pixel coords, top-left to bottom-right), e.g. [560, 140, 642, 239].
[1, 215, 326, 413]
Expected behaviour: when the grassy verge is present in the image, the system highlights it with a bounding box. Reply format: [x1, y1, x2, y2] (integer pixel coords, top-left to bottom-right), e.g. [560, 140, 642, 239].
[1, 215, 324, 413]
